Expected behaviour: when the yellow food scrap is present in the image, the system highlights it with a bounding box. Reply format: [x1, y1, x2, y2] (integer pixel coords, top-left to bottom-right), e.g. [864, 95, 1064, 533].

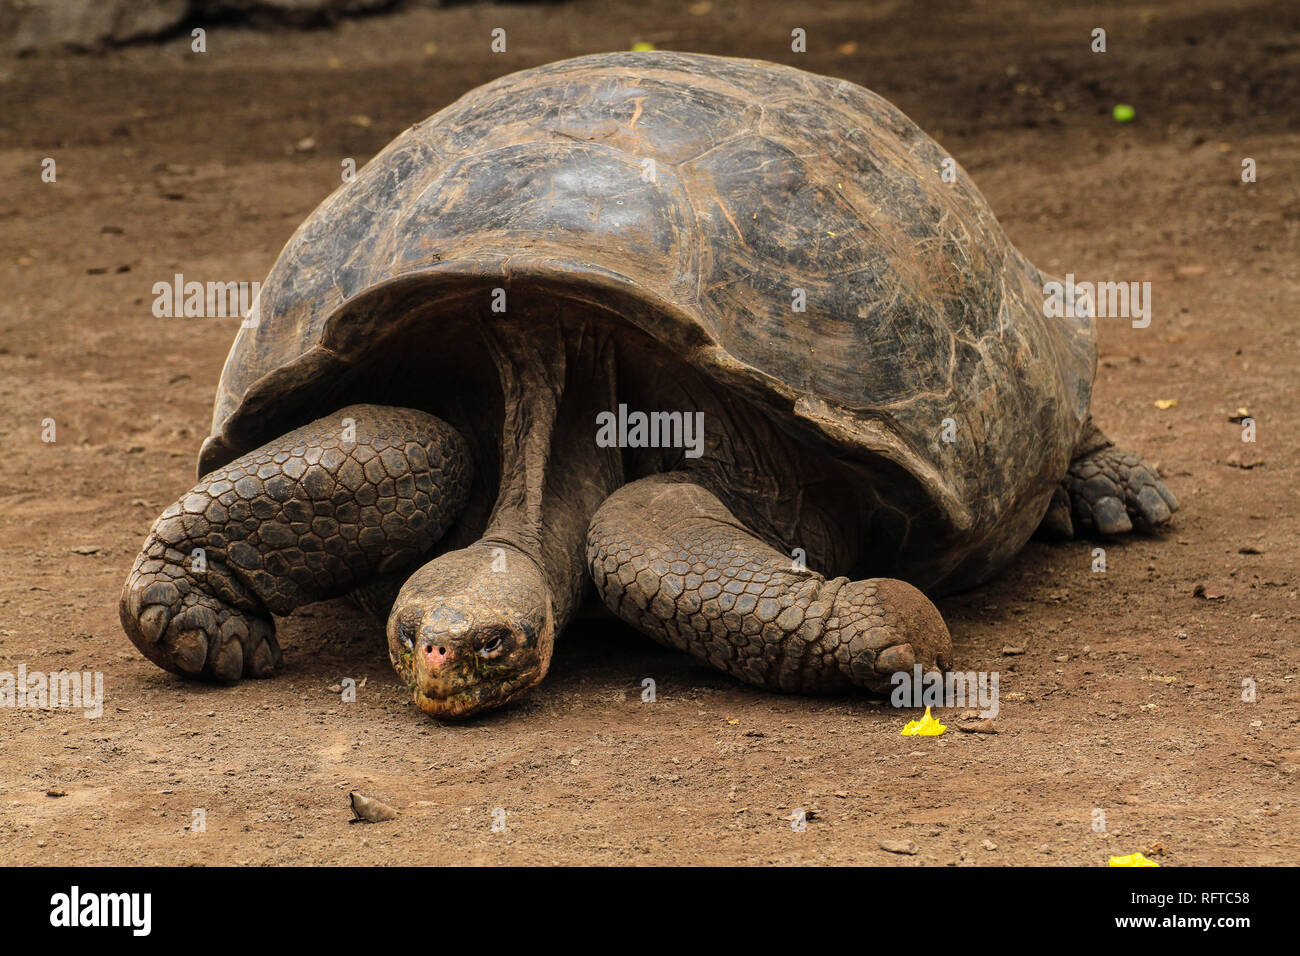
[900, 706, 946, 736]
[1109, 852, 1159, 867]
[631, 41, 657, 51]
[1154, 399, 1178, 410]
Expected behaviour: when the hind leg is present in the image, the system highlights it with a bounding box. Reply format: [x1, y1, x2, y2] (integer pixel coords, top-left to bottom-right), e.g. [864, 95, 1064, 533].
[120, 405, 472, 682]
[1043, 418, 1179, 537]
[587, 474, 952, 694]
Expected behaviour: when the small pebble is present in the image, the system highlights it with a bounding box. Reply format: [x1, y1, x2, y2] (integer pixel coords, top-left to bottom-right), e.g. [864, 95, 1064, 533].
[349, 791, 397, 823]
[879, 839, 917, 855]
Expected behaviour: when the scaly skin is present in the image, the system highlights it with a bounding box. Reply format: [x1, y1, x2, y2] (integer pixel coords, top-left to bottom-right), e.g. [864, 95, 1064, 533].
[586, 474, 952, 693]
[120, 405, 471, 681]
[1042, 420, 1179, 537]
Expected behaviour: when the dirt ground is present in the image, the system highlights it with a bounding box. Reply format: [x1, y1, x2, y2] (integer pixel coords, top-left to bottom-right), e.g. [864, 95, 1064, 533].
[1, 0, 1297, 866]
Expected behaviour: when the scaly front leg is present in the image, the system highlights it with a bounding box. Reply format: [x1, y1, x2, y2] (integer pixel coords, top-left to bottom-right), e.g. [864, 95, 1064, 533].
[587, 474, 952, 694]
[120, 405, 471, 681]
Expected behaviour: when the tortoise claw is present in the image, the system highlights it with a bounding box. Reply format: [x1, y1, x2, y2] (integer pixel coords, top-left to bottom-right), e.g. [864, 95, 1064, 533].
[137, 605, 171, 643]
[1036, 484, 1075, 539]
[1135, 484, 1172, 526]
[1092, 496, 1133, 535]
[166, 629, 209, 675]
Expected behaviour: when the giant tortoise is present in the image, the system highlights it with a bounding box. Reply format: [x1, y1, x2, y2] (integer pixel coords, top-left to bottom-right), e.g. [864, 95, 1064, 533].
[121, 52, 1177, 719]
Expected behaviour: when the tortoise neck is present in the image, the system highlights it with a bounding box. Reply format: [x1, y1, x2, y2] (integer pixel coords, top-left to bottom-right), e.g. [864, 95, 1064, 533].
[477, 312, 623, 629]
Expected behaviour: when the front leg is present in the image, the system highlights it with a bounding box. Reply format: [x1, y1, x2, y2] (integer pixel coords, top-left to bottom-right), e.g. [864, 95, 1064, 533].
[120, 405, 471, 681]
[587, 475, 952, 694]
[1042, 418, 1179, 537]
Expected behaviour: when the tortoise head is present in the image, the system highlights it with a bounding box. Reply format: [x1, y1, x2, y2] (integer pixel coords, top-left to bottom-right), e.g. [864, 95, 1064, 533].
[386, 545, 555, 719]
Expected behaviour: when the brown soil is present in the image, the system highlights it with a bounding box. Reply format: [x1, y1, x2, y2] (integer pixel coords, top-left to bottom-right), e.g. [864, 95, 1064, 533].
[1, 0, 1297, 866]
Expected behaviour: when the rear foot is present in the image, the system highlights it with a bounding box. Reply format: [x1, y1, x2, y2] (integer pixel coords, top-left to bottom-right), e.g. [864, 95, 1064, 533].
[1063, 444, 1178, 536]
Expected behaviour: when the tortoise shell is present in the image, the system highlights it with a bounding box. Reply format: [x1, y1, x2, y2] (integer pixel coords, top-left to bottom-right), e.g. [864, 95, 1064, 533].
[198, 51, 1096, 591]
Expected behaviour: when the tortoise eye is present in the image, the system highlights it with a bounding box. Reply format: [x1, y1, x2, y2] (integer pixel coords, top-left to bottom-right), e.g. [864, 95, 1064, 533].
[397, 613, 418, 649]
[481, 633, 506, 656]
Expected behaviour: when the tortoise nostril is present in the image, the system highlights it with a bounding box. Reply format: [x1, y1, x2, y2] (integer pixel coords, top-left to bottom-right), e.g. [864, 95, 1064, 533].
[419, 641, 451, 662]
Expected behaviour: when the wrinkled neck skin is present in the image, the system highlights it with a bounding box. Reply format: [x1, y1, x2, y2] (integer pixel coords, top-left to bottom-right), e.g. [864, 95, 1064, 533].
[389, 311, 624, 718]
[478, 315, 624, 628]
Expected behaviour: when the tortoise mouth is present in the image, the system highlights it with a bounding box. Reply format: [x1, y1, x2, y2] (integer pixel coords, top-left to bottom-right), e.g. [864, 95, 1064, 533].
[391, 638, 547, 721]
[408, 672, 541, 720]
[412, 687, 484, 720]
